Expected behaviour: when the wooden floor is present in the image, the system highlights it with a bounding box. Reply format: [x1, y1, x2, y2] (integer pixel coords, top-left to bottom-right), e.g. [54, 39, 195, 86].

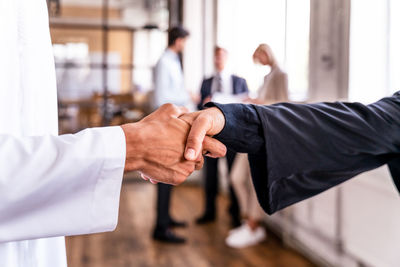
[66, 180, 316, 267]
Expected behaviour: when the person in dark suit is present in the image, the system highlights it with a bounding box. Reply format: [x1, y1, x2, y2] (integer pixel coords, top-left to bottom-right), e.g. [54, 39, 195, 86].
[196, 46, 249, 227]
[180, 92, 400, 215]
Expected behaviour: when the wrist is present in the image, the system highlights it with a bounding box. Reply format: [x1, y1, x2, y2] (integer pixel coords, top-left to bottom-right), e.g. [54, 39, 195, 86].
[202, 104, 226, 136]
[206, 107, 225, 135]
[120, 122, 145, 172]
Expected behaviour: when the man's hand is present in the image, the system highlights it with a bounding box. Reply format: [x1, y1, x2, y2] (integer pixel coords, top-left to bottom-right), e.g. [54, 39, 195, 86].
[179, 107, 226, 161]
[121, 104, 226, 185]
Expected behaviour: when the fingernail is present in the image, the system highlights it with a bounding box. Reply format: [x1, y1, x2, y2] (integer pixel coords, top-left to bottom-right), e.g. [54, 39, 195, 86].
[185, 148, 196, 160]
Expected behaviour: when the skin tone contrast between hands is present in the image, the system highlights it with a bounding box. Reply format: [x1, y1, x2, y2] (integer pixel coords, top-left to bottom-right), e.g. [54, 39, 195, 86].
[120, 104, 226, 185]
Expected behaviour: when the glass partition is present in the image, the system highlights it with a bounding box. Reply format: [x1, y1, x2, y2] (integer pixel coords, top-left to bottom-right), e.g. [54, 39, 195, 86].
[48, 0, 169, 133]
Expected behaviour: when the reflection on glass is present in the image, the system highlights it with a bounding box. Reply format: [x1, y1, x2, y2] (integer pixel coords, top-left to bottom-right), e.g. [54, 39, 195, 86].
[50, 0, 169, 132]
[49, 0, 169, 29]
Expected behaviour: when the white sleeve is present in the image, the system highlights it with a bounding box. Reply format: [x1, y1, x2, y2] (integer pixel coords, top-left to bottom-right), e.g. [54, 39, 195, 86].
[0, 126, 126, 242]
[154, 61, 171, 107]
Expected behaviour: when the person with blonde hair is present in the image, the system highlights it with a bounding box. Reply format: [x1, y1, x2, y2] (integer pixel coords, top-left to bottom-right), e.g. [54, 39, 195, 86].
[225, 43, 289, 248]
[251, 43, 288, 104]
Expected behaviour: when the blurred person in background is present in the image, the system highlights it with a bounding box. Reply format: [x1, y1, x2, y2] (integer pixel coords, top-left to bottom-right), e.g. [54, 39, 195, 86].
[196, 46, 249, 227]
[248, 43, 288, 104]
[226, 43, 289, 248]
[152, 26, 190, 244]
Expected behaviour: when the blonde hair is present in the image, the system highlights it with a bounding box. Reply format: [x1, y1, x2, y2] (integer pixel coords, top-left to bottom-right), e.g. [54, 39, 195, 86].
[253, 43, 277, 67]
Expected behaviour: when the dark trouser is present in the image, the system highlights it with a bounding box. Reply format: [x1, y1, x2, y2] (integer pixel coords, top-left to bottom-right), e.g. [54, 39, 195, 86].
[155, 183, 172, 230]
[204, 150, 240, 225]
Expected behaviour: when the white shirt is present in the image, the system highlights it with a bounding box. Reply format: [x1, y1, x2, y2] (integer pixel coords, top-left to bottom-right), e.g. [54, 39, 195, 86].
[0, 1, 126, 266]
[211, 70, 233, 96]
[153, 49, 190, 107]
[210, 70, 245, 104]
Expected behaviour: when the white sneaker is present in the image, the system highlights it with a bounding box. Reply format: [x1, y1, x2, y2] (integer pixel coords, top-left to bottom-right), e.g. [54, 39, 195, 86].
[225, 224, 266, 248]
[228, 223, 246, 235]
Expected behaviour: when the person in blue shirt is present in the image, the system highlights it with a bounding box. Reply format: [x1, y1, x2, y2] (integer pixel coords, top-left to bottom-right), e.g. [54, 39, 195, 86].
[152, 26, 190, 243]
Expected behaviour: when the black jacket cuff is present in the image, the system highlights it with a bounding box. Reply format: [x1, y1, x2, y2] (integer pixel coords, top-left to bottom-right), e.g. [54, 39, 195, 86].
[204, 102, 265, 154]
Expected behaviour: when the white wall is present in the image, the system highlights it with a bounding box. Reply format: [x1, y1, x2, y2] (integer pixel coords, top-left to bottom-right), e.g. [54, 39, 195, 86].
[342, 168, 400, 267]
[182, 0, 206, 96]
[273, 168, 400, 267]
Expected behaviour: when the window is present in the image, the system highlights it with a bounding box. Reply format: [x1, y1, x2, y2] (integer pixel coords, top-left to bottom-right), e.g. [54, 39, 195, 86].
[285, 0, 310, 101]
[349, 0, 400, 103]
[49, 0, 169, 132]
[217, 0, 310, 101]
[389, 0, 400, 95]
[133, 29, 167, 92]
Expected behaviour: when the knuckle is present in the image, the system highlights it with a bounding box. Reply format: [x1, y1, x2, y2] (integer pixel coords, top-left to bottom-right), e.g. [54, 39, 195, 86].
[161, 103, 174, 111]
[173, 176, 184, 185]
[165, 103, 181, 115]
[188, 164, 195, 173]
[195, 161, 204, 170]
[188, 135, 202, 144]
[198, 114, 209, 124]
[221, 145, 227, 155]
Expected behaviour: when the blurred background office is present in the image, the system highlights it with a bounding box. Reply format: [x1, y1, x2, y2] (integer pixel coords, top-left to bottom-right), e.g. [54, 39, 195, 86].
[46, 0, 400, 266]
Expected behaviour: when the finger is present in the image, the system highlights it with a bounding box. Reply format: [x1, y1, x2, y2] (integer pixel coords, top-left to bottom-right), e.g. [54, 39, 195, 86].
[184, 114, 211, 161]
[202, 136, 227, 158]
[170, 106, 189, 118]
[158, 103, 188, 118]
[178, 106, 189, 115]
[195, 155, 204, 170]
[150, 179, 158, 184]
[144, 175, 153, 181]
[140, 173, 149, 181]
[179, 111, 200, 125]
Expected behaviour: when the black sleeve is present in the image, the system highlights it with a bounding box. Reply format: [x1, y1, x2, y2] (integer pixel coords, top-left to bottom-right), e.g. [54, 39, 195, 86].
[206, 92, 400, 214]
[204, 102, 264, 154]
[241, 78, 249, 94]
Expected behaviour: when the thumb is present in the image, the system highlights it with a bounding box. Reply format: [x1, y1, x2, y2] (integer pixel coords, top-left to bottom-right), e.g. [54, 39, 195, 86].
[184, 115, 211, 161]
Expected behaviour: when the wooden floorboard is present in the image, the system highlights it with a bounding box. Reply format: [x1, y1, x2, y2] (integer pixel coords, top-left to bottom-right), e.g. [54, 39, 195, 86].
[66, 180, 316, 267]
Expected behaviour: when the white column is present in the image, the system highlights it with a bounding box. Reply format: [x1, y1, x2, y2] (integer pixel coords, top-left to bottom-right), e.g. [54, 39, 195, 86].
[183, 0, 207, 96]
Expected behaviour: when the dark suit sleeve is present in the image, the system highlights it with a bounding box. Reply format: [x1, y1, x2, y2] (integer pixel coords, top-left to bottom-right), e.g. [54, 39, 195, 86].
[232, 76, 249, 95]
[205, 92, 400, 214]
[241, 78, 249, 94]
[198, 80, 209, 110]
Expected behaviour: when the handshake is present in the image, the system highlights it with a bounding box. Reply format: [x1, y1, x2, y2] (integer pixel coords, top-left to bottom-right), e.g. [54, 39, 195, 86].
[121, 104, 226, 185]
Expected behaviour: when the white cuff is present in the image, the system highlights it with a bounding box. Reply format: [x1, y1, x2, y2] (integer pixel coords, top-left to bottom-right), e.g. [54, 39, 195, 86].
[90, 126, 126, 232]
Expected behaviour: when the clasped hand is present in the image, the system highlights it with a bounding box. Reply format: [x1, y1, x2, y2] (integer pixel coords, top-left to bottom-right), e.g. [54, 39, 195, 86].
[121, 104, 226, 185]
